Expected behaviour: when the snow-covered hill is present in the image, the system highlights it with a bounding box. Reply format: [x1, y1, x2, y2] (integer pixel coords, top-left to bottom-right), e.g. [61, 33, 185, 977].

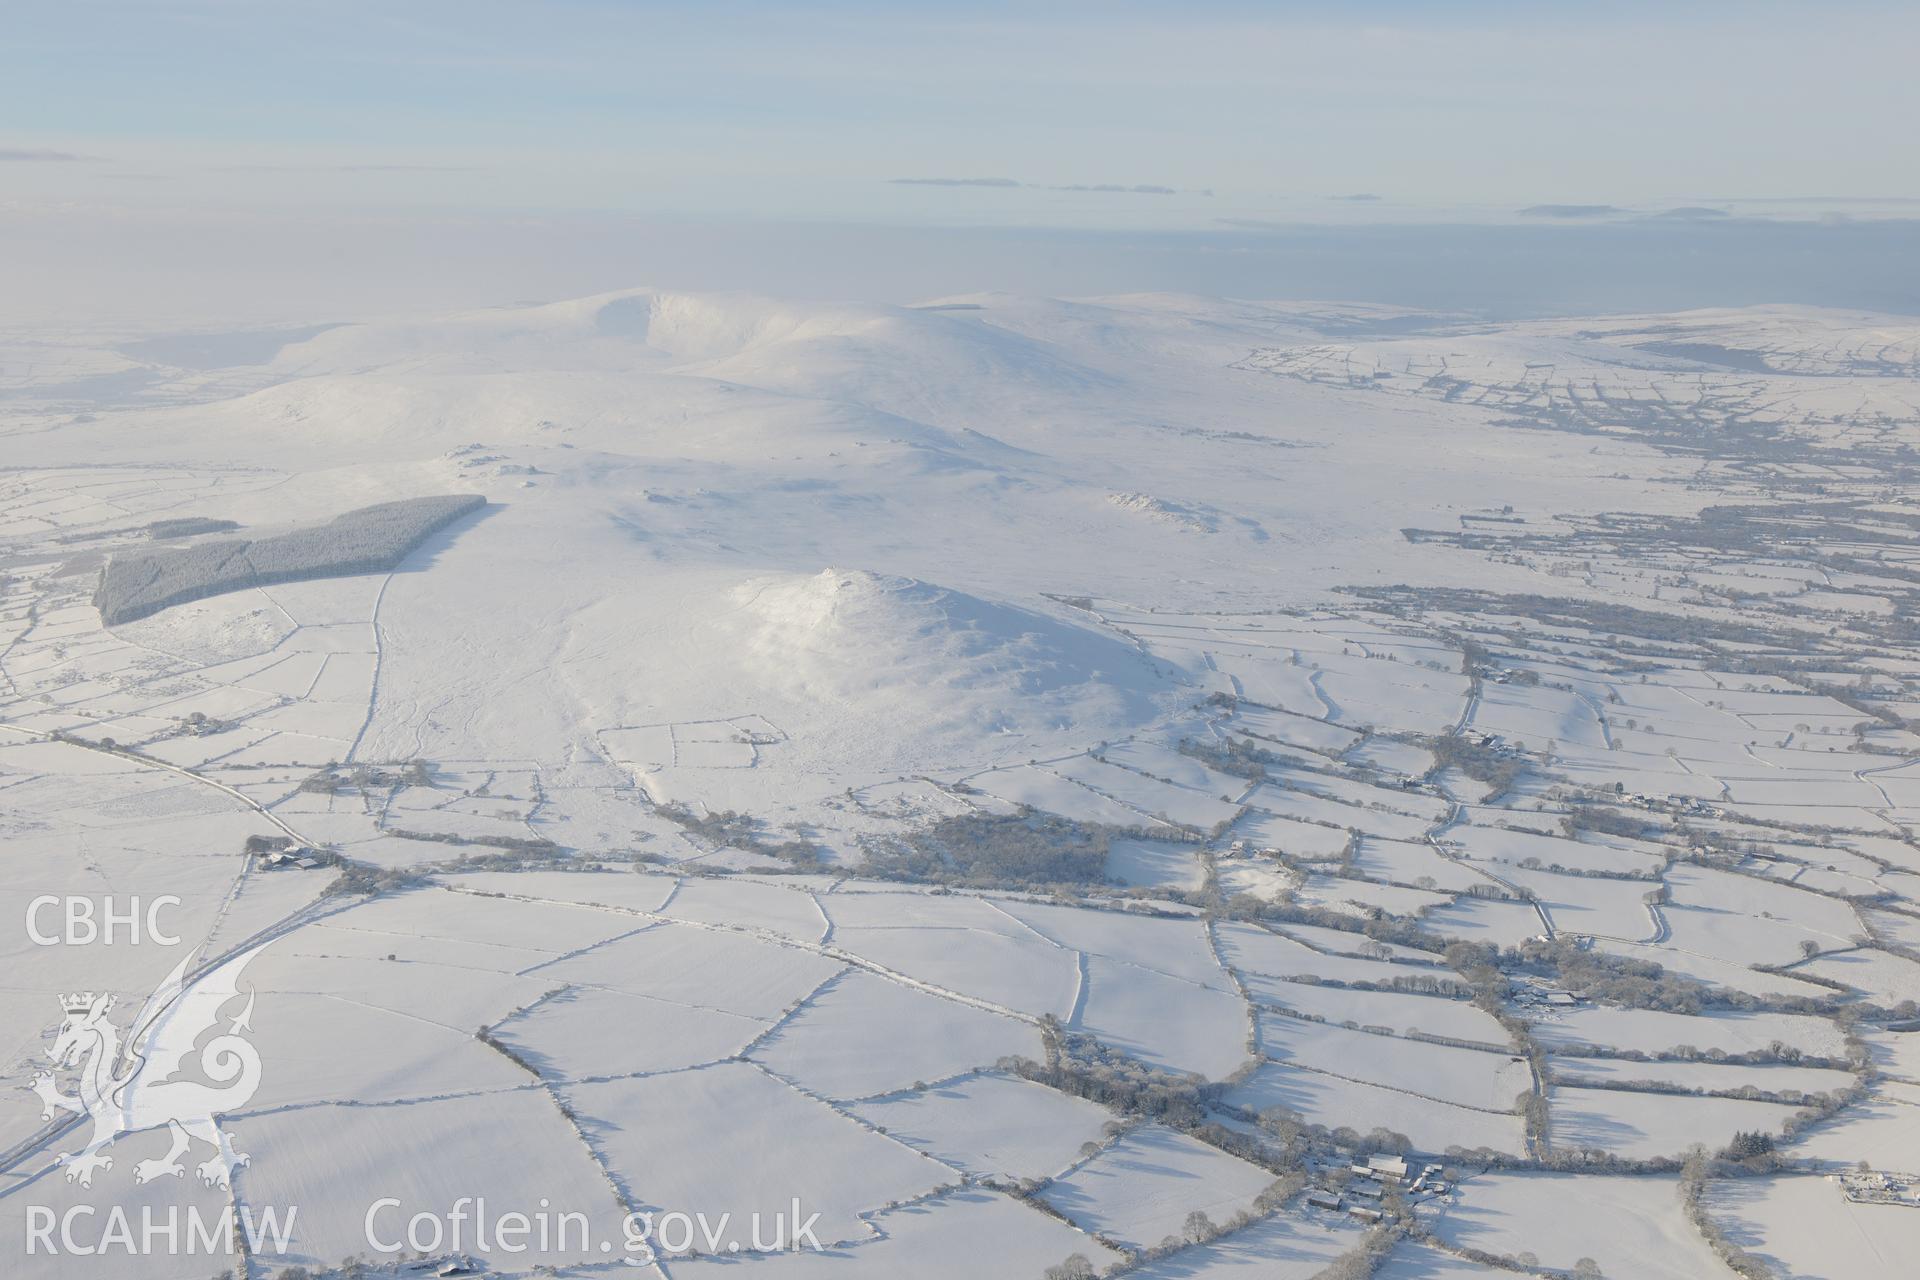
[6, 291, 1920, 1278]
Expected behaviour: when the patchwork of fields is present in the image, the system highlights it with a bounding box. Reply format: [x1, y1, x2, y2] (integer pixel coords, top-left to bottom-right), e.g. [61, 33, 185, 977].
[3, 292, 1919, 1276]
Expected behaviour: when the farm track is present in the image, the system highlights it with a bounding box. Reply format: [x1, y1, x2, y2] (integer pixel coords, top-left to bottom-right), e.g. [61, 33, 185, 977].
[0, 719, 343, 1180]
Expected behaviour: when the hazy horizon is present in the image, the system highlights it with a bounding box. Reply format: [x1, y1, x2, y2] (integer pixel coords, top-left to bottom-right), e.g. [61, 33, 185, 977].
[8, 1, 1920, 327]
[8, 209, 1920, 330]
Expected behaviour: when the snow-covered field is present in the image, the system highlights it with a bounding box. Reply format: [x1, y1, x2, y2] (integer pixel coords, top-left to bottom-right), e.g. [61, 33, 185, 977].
[3, 290, 1920, 1277]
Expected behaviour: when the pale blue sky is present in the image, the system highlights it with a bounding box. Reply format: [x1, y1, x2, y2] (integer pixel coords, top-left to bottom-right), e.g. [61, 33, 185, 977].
[5, 3, 1918, 323]
[7, 1, 1917, 224]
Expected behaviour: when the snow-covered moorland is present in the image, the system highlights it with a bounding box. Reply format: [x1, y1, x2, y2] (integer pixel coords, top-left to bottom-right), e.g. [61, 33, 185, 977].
[3, 290, 1920, 1277]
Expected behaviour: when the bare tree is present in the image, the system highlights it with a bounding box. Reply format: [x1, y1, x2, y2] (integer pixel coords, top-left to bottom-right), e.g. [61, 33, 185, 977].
[1042, 1254, 1096, 1280]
